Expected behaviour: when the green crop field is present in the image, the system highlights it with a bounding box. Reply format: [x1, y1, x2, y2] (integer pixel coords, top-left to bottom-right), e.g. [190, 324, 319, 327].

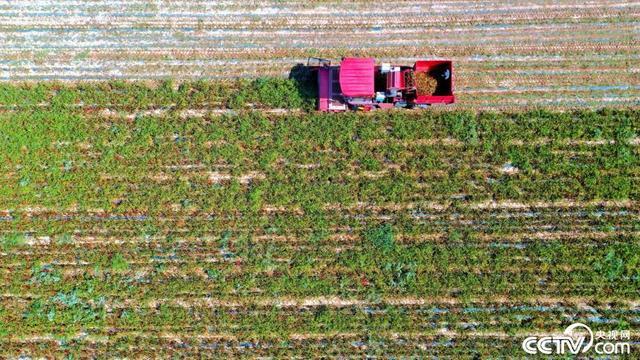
[2, 0, 639, 357]
[0, 81, 638, 357]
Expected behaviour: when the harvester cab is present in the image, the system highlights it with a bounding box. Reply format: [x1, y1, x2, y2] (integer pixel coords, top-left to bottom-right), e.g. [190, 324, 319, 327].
[308, 57, 454, 112]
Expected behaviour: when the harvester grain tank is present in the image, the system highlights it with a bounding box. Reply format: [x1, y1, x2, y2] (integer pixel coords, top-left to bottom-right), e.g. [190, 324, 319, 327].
[309, 57, 454, 111]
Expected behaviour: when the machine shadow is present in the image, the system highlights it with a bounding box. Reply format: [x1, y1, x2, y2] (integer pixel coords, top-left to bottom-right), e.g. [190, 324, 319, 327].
[288, 63, 318, 109]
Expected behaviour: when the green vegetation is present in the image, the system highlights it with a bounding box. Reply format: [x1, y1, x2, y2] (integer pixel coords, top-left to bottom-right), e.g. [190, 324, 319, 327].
[110, 253, 130, 273]
[0, 83, 638, 357]
[1, 233, 26, 251]
[0, 78, 314, 111]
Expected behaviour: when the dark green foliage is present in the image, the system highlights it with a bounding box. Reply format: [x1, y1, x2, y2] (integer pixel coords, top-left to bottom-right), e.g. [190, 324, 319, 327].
[364, 224, 395, 253]
[30, 264, 62, 285]
[597, 250, 625, 281]
[23, 290, 106, 334]
[594, 245, 640, 282]
[0, 79, 313, 111]
[251, 77, 305, 109]
[444, 111, 478, 144]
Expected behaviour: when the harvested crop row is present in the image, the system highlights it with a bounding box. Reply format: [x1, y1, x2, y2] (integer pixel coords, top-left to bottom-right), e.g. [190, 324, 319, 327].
[1, 0, 637, 109]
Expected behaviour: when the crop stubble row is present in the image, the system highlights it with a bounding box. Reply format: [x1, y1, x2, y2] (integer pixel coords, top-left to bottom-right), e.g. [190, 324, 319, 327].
[1, 0, 639, 109]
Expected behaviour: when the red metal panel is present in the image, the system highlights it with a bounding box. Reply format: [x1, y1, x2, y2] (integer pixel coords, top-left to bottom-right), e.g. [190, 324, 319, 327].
[417, 95, 455, 104]
[338, 58, 375, 97]
[318, 68, 330, 111]
[387, 70, 403, 89]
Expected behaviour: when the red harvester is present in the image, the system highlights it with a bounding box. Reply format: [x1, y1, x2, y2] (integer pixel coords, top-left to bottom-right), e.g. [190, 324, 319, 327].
[309, 57, 454, 111]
